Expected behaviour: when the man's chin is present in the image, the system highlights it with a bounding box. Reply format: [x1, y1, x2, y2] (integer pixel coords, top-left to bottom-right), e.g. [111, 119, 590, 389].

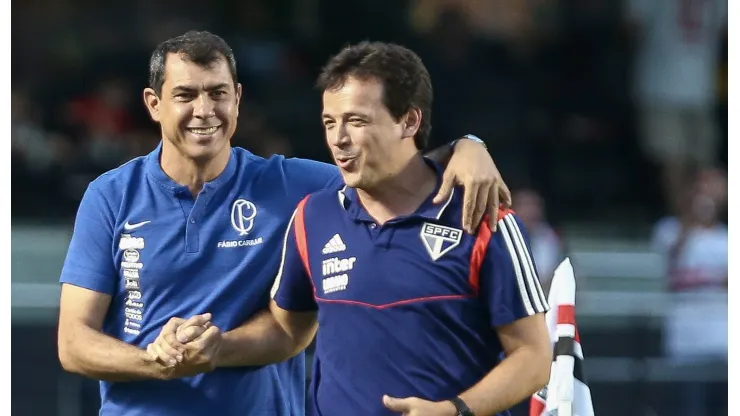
[186, 141, 228, 162]
[339, 171, 361, 188]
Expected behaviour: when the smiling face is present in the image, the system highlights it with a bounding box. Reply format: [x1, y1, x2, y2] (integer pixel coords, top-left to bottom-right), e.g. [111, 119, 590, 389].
[321, 76, 421, 190]
[143, 52, 241, 164]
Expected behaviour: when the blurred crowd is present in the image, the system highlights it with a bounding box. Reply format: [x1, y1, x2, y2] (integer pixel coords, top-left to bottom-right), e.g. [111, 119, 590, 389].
[12, 0, 727, 229]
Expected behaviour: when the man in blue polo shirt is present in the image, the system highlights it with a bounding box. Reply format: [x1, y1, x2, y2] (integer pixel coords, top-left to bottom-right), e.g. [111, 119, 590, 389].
[56, 31, 509, 415]
[262, 42, 553, 416]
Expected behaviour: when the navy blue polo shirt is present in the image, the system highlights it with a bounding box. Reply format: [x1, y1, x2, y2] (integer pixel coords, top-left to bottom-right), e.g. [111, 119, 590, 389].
[59, 143, 342, 416]
[271, 162, 549, 416]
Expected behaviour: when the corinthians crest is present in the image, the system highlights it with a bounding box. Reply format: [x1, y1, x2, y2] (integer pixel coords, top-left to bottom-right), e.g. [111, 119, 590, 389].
[420, 222, 463, 261]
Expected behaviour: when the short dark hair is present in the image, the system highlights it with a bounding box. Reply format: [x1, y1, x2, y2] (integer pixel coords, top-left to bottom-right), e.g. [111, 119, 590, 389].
[148, 30, 238, 96]
[317, 42, 433, 150]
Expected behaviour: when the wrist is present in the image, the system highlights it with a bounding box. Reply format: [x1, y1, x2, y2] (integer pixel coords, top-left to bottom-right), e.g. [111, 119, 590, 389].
[452, 134, 487, 150]
[139, 349, 173, 381]
[213, 331, 233, 367]
[157, 365, 176, 381]
[437, 399, 459, 416]
[447, 396, 475, 416]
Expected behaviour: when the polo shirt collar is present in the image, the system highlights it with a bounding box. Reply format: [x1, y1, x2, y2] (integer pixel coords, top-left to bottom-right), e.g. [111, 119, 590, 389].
[338, 157, 455, 223]
[145, 141, 238, 195]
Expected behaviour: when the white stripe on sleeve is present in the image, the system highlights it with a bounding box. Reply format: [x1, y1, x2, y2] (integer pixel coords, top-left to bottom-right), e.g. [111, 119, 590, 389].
[270, 208, 298, 299]
[499, 214, 548, 315]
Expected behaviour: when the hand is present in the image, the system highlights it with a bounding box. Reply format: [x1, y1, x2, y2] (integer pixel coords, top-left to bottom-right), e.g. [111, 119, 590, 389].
[151, 323, 223, 380]
[176, 314, 214, 344]
[433, 138, 511, 233]
[382, 395, 457, 416]
[146, 313, 212, 367]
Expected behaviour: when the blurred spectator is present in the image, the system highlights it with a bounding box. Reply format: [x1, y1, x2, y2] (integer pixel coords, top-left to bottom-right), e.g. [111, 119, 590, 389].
[12, 87, 80, 175]
[66, 76, 136, 136]
[512, 188, 564, 292]
[12, 87, 81, 217]
[651, 167, 728, 291]
[12, 88, 58, 173]
[652, 168, 727, 416]
[64, 76, 138, 168]
[626, 0, 727, 215]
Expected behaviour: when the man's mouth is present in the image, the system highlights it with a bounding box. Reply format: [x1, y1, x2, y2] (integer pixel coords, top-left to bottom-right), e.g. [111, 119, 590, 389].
[335, 154, 358, 169]
[187, 126, 220, 135]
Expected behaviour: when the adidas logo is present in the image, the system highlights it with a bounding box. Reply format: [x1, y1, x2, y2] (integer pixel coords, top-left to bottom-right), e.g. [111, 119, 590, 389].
[322, 234, 347, 254]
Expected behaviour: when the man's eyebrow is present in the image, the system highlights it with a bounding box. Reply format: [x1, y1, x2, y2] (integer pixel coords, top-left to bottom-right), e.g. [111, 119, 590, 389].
[343, 112, 370, 119]
[322, 112, 368, 119]
[171, 83, 231, 93]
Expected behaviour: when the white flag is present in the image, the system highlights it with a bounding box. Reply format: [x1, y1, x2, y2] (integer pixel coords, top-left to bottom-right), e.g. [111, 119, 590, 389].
[530, 258, 595, 416]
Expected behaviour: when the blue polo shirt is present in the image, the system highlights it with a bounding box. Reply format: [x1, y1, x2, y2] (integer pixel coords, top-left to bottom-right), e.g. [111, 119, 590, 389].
[271, 163, 549, 416]
[59, 143, 342, 416]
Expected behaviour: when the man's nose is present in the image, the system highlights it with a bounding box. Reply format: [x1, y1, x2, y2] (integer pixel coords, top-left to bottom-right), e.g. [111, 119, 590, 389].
[193, 95, 216, 119]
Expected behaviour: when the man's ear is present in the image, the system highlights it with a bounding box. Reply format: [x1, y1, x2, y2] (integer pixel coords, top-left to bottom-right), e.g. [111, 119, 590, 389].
[402, 107, 422, 139]
[235, 83, 242, 118]
[143, 88, 161, 122]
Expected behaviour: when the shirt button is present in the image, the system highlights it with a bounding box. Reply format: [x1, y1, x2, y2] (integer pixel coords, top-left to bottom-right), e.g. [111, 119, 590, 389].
[190, 218, 196, 224]
[369, 223, 377, 229]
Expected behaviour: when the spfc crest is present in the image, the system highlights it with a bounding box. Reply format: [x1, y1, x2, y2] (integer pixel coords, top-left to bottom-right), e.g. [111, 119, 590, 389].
[420, 223, 463, 261]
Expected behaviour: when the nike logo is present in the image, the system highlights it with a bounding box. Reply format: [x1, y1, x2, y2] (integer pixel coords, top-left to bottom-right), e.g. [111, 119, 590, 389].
[123, 221, 151, 230]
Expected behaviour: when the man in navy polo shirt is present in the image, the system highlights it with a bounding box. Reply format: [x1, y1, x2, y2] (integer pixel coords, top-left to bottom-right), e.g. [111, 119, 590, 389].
[56, 31, 509, 415]
[265, 42, 553, 416]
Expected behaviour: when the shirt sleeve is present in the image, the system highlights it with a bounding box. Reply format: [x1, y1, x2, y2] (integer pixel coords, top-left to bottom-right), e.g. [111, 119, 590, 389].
[282, 157, 343, 198]
[479, 213, 549, 327]
[270, 200, 318, 312]
[59, 184, 117, 294]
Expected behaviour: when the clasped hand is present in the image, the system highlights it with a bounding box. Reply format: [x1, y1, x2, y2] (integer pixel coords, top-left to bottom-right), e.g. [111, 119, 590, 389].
[146, 313, 222, 379]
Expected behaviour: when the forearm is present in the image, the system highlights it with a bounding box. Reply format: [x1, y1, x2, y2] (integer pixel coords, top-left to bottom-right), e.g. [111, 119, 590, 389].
[458, 346, 551, 415]
[217, 310, 313, 367]
[59, 323, 166, 382]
